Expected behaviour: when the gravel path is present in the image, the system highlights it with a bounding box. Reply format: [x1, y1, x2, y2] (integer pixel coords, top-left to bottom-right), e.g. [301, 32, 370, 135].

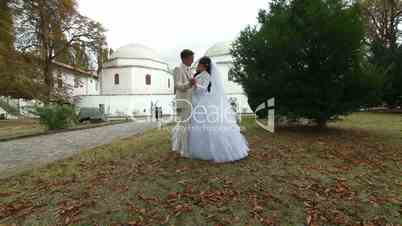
[0, 121, 159, 178]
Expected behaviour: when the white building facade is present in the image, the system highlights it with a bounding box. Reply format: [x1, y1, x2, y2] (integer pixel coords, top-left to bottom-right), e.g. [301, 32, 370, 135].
[2, 42, 253, 119]
[53, 61, 99, 97]
[76, 44, 175, 117]
[0, 61, 98, 118]
[205, 41, 253, 113]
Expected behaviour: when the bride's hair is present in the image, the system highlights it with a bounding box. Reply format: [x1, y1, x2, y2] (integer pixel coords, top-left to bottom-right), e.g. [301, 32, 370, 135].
[198, 56, 212, 74]
[197, 56, 212, 92]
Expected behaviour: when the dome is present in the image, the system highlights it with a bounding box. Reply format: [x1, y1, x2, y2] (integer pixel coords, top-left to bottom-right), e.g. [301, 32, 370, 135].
[205, 41, 233, 57]
[111, 43, 166, 64]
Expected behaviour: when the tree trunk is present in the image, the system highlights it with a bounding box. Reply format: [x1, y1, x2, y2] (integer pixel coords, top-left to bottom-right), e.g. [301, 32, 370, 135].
[38, 1, 53, 102]
[43, 62, 53, 101]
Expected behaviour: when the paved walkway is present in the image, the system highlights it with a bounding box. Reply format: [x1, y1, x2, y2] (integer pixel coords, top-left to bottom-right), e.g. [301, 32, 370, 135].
[0, 121, 159, 178]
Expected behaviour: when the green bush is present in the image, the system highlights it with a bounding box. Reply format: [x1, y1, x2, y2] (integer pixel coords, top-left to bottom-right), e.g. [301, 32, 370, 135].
[33, 104, 78, 130]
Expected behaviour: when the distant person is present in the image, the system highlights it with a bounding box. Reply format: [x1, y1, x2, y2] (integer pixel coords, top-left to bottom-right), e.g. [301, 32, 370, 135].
[155, 107, 159, 121]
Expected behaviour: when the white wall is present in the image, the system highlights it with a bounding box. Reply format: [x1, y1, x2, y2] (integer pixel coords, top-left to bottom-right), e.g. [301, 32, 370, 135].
[57, 68, 99, 97]
[210, 55, 253, 113]
[101, 58, 173, 96]
[76, 94, 175, 117]
[101, 67, 133, 95]
[106, 58, 167, 71]
[77, 57, 176, 118]
[67, 73, 87, 97]
[132, 67, 173, 95]
[217, 62, 245, 95]
[86, 77, 99, 95]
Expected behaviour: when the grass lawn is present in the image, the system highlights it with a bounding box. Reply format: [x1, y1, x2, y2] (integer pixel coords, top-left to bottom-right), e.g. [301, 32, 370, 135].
[0, 112, 401, 226]
[0, 119, 45, 140]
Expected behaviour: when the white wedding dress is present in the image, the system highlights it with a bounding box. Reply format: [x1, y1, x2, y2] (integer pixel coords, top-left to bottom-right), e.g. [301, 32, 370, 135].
[187, 63, 249, 163]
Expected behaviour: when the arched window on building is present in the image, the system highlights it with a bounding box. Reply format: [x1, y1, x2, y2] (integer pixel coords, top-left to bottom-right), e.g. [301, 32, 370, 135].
[145, 74, 151, 85]
[114, 74, 120, 85]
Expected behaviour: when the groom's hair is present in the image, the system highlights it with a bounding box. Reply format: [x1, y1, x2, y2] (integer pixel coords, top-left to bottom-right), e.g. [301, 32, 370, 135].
[180, 49, 194, 60]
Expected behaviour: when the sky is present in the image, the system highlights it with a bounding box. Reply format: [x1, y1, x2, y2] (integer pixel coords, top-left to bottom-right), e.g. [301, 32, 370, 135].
[78, 0, 269, 65]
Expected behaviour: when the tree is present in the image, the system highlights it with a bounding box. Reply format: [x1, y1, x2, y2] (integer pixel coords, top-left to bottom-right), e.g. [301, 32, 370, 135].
[0, 0, 14, 60]
[0, 0, 15, 85]
[0, 0, 41, 99]
[96, 46, 109, 75]
[361, 0, 402, 48]
[369, 41, 402, 106]
[11, 0, 106, 102]
[0, 54, 47, 99]
[360, 0, 402, 107]
[232, 0, 377, 128]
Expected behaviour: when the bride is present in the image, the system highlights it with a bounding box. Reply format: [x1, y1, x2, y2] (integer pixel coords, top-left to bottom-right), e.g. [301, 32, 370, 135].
[185, 56, 249, 163]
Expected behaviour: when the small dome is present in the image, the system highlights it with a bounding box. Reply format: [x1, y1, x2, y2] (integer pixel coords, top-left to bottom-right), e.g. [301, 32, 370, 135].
[111, 43, 166, 63]
[205, 41, 233, 57]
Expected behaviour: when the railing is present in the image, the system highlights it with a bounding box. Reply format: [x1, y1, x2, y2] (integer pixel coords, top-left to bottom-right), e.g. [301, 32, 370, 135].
[0, 98, 20, 116]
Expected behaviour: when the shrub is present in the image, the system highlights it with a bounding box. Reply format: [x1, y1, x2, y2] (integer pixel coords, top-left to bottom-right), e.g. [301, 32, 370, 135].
[33, 104, 78, 130]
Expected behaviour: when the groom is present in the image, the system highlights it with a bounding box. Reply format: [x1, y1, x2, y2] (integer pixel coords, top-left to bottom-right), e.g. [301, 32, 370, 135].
[172, 49, 195, 156]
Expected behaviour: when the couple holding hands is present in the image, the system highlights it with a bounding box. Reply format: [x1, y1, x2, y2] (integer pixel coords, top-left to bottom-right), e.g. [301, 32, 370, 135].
[171, 49, 249, 163]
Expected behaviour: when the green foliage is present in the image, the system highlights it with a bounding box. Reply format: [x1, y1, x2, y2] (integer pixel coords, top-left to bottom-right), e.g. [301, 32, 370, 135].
[33, 104, 78, 130]
[0, 52, 48, 99]
[359, 60, 386, 107]
[96, 47, 110, 74]
[232, 0, 377, 127]
[369, 41, 402, 107]
[55, 41, 91, 70]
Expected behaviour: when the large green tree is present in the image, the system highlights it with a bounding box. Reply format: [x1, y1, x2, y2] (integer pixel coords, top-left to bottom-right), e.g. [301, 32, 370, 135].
[232, 0, 377, 127]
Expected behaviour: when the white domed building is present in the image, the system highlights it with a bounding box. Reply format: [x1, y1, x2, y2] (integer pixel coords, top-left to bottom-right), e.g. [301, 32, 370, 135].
[77, 43, 175, 117]
[205, 41, 253, 114]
